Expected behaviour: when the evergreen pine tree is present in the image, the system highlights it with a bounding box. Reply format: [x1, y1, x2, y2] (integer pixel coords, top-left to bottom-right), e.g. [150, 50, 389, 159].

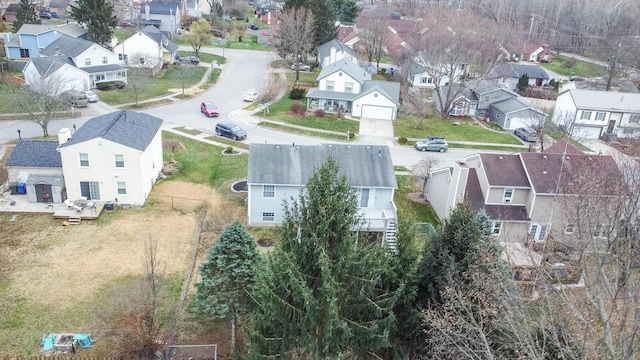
[517, 73, 530, 94]
[13, 0, 40, 31]
[249, 156, 399, 359]
[69, 0, 117, 47]
[192, 221, 261, 356]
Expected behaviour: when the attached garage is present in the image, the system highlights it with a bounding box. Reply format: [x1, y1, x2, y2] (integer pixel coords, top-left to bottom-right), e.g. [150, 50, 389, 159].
[490, 98, 547, 130]
[361, 105, 395, 120]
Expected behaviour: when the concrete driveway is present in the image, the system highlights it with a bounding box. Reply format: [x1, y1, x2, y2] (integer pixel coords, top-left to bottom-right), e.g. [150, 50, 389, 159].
[356, 117, 395, 146]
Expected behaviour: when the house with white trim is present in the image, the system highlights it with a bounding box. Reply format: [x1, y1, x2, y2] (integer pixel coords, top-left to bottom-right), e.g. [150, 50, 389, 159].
[317, 39, 359, 68]
[3, 23, 87, 60]
[552, 89, 640, 140]
[247, 143, 398, 248]
[306, 60, 400, 121]
[113, 25, 179, 72]
[23, 34, 128, 92]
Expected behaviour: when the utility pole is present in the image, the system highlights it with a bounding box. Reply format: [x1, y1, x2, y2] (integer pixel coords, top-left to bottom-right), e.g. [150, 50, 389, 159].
[527, 14, 534, 41]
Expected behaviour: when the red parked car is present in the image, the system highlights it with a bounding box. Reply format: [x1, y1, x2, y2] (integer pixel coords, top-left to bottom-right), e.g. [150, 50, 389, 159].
[200, 101, 219, 117]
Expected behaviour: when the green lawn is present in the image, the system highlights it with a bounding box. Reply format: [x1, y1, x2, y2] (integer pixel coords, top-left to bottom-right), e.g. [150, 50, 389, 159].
[540, 54, 608, 78]
[259, 121, 354, 141]
[96, 65, 207, 105]
[223, 33, 271, 51]
[265, 97, 360, 134]
[162, 132, 248, 189]
[394, 175, 440, 227]
[395, 115, 522, 144]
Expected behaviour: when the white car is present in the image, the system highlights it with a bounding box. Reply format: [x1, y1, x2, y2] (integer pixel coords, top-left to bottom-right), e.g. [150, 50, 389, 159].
[83, 90, 99, 103]
[243, 91, 259, 102]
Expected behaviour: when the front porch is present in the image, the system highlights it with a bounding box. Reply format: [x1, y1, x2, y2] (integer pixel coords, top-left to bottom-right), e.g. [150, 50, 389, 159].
[88, 65, 128, 88]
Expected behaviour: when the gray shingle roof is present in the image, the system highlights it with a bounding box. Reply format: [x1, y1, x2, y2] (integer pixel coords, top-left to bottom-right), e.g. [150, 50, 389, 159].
[317, 39, 358, 63]
[29, 55, 76, 77]
[491, 97, 531, 113]
[306, 88, 359, 101]
[317, 60, 371, 85]
[83, 64, 127, 73]
[58, 110, 163, 151]
[564, 89, 640, 113]
[6, 140, 62, 168]
[147, 2, 179, 15]
[140, 25, 178, 53]
[514, 64, 548, 80]
[248, 144, 397, 188]
[358, 80, 400, 104]
[40, 34, 92, 58]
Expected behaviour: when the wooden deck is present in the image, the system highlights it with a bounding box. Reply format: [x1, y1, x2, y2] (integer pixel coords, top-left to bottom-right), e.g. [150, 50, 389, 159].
[53, 201, 106, 220]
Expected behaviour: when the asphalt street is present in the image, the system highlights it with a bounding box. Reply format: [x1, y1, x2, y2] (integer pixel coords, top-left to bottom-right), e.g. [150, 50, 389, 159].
[0, 47, 493, 169]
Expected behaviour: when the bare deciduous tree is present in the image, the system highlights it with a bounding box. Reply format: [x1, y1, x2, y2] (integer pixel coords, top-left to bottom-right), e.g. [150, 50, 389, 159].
[162, 139, 186, 163]
[273, 7, 315, 81]
[412, 155, 440, 198]
[125, 66, 153, 107]
[355, 7, 389, 68]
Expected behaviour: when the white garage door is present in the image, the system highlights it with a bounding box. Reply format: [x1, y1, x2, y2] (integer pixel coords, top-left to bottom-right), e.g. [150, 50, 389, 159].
[506, 116, 529, 130]
[361, 105, 394, 120]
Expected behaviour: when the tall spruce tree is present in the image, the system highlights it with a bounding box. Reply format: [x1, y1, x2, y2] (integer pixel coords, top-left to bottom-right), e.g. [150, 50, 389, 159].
[192, 221, 261, 356]
[69, 0, 117, 47]
[249, 156, 399, 359]
[13, 0, 40, 31]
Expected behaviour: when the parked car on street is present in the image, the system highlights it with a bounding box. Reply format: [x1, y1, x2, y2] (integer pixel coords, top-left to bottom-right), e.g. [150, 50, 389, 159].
[250, 24, 259, 30]
[514, 127, 539, 142]
[83, 90, 99, 103]
[119, 21, 133, 28]
[200, 101, 219, 117]
[243, 91, 259, 102]
[180, 56, 200, 65]
[414, 138, 448, 152]
[291, 62, 311, 71]
[215, 122, 247, 140]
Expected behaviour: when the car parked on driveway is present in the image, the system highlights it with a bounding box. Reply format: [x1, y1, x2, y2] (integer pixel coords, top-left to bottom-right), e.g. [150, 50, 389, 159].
[414, 138, 448, 152]
[243, 91, 259, 102]
[83, 90, 99, 103]
[215, 123, 247, 140]
[180, 56, 200, 65]
[50, 12, 59, 18]
[514, 127, 539, 142]
[200, 101, 219, 117]
[39, 12, 51, 19]
[250, 24, 259, 30]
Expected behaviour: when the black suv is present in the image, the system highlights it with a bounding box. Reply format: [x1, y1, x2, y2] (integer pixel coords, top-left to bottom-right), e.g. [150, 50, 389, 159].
[215, 123, 247, 140]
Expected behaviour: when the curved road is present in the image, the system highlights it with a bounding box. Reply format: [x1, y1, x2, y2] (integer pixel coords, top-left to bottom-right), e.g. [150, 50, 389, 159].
[0, 47, 485, 168]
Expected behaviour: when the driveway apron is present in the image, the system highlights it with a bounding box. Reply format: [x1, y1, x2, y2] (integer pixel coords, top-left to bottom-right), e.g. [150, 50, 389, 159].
[357, 117, 395, 146]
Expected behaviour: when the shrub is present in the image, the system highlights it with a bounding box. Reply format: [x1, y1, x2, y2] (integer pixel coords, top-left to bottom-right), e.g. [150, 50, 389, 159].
[289, 102, 306, 115]
[224, 146, 233, 153]
[315, 109, 326, 117]
[289, 87, 306, 100]
[348, 131, 355, 139]
[398, 136, 408, 144]
[97, 81, 126, 91]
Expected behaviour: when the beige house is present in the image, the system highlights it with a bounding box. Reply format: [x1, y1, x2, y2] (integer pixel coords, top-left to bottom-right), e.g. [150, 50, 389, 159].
[427, 139, 625, 243]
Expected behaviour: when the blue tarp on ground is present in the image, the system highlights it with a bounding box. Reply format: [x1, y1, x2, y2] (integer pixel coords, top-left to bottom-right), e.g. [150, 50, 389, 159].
[42, 333, 55, 351]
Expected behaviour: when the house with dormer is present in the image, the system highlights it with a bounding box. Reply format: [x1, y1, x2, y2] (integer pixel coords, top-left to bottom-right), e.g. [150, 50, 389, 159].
[306, 60, 400, 121]
[552, 89, 640, 140]
[433, 79, 547, 129]
[317, 39, 359, 68]
[139, 1, 182, 34]
[22, 34, 128, 91]
[426, 139, 624, 243]
[247, 143, 398, 249]
[113, 25, 178, 72]
[3, 23, 87, 60]
[57, 110, 164, 205]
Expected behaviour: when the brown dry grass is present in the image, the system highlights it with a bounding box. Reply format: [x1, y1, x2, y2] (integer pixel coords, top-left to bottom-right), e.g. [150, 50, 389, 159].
[1, 181, 228, 310]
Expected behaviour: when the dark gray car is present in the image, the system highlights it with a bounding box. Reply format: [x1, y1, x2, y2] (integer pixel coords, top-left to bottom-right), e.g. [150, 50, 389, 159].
[215, 123, 247, 140]
[514, 127, 539, 142]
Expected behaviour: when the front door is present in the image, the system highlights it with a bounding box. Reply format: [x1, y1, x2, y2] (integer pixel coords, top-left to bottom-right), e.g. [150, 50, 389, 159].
[606, 119, 616, 134]
[35, 184, 52, 203]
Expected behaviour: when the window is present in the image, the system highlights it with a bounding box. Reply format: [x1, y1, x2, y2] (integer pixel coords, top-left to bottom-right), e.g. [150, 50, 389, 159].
[84, 57, 91, 66]
[503, 188, 514, 203]
[139, 57, 145, 65]
[630, 114, 640, 124]
[102, 56, 108, 64]
[623, 127, 637, 134]
[345, 82, 353, 93]
[581, 111, 591, 120]
[564, 223, 575, 234]
[79, 153, 89, 167]
[114, 154, 125, 168]
[20, 48, 30, 58]
[529, 223, 549, 242]
[262, 212, 275, 221]
[492, 221, 502, 236]
[117, 181, 127, 195]
[326, 80, 335, 91]
[80, 181, 101, 200]
[360, 188, 371, 207]
[262, 185, 275, 198]
[595, 112, 605, 121]
[119, 53, 128, 61]
[420, 77, 433, 84]
[94, 74, 105, 81]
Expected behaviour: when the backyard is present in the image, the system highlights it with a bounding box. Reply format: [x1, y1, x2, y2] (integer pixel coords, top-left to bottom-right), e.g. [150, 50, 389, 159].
[540, 54, 608, 78]
[0, 132, 438, 356]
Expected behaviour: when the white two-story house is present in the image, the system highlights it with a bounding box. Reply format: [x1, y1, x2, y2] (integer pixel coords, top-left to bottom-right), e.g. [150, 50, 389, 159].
[317, 39, 359, 68]
[408, 51, 468, 89]
[113, 25, 179, 72]
[57, 110, 164, 205]
[306, 60, 400, 121]
[22, 34, 128, 92]
[552, 89, 640, 140]
[247, 143, 399, 248]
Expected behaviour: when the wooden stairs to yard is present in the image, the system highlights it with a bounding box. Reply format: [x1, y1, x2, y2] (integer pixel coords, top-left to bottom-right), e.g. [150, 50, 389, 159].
[67, 215, 81, 225]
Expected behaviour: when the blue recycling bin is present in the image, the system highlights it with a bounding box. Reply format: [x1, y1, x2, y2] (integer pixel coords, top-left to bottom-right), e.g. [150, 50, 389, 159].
[17, 183, 26, 194]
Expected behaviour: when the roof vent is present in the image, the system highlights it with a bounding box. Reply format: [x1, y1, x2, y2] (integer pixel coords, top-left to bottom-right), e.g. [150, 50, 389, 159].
[565, 156, 570, 160]
[543, 170, 547, 175]
[275, 145, 280, 150]
[378, 149, 381, 156]
[542, 155, 547, 160]
[498, 156, 503, 160]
